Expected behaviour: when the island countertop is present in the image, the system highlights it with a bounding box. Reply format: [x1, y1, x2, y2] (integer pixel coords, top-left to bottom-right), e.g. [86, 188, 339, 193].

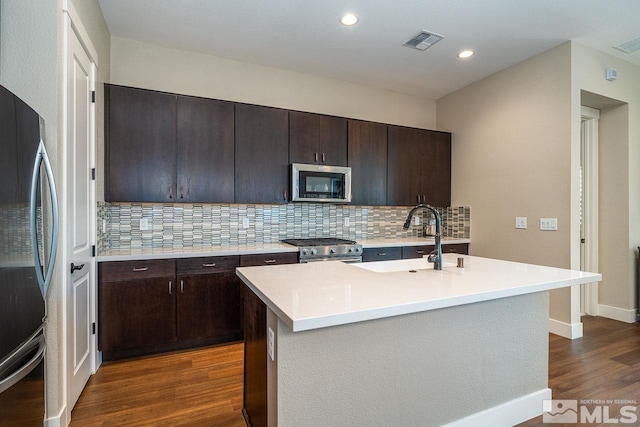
[236, 254, 601, 332]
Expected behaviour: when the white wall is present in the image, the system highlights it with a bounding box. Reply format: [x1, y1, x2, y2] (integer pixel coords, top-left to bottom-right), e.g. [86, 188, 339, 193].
[437, 43, 573, 323]
[572, 42, 640, 316]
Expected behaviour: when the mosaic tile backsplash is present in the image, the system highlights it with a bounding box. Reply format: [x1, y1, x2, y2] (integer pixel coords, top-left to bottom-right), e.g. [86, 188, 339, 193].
[98, 202, 470, 252]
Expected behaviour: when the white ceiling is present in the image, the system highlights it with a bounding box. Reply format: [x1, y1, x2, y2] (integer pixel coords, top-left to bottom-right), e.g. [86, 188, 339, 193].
[97, 0, 640, 100]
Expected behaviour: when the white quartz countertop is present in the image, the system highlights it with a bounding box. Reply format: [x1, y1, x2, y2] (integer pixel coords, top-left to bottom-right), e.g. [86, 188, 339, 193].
[236, 254, 601, 332]
[96, 237, 469, 261]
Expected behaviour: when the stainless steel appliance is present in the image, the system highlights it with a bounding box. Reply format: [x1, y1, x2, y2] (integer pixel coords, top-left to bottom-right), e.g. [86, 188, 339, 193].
[290, 163, 352, 203]
[282, 238, 362, 263]
[0, 84, 59, 425]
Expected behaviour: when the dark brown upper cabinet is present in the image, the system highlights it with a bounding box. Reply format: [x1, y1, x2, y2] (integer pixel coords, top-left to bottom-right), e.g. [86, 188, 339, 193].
[105, 85, 177, 202]
[347, 120, 387, 206]
[176, 95, 234, 202]
[289, 111, 347, 166]
[387, 126, 451, 207]
[235, 104, 289, 204]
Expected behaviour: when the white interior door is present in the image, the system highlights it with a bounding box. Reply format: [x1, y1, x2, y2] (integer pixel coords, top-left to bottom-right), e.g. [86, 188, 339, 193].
[66, 17, 94, 411]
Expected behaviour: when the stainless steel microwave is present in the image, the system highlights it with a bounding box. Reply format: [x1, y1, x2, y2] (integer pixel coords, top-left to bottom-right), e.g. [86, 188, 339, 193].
[291, 163, 352, 203]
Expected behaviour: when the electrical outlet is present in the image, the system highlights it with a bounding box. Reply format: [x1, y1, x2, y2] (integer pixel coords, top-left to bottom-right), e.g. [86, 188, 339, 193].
[102, 219, 107, 233]
[540, 218, 558, 231]
[140, 217, 149, 231]
[344, 217, 350, 227]
[242, 218, 250, 229]
[268, 327, 275, 361]
[414, 216, 420, 226]
[515, 217, 527, 229]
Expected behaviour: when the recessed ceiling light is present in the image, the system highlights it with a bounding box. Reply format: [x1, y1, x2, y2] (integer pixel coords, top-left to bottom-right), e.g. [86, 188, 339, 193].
[340, 14, 358, 26]
[458, 50, 474, 59]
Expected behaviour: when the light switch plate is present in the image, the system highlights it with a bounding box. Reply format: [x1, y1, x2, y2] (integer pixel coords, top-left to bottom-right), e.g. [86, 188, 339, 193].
[540, 218, 558, 231]
[515, 217, 527, 229]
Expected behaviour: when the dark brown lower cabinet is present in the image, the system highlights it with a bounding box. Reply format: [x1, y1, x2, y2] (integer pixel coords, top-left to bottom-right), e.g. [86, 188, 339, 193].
[99, 256, 244, 360]
[402, 245, 434, 259]
[362, 247, 402, 262]
[240, 252, 297, 427]
[99, 260, 177, 360]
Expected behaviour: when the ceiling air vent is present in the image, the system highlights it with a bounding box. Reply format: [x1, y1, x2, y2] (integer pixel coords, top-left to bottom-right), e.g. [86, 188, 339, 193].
[613, 35, 640, 54]
[403, 31, 444, 51]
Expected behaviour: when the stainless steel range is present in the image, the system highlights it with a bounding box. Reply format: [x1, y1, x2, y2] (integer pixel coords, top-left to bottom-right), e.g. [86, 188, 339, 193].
[281, 238, 363, 263]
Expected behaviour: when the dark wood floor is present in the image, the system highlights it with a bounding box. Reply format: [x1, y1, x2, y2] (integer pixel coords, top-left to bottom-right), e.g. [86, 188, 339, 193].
[70, 316, 640, 426]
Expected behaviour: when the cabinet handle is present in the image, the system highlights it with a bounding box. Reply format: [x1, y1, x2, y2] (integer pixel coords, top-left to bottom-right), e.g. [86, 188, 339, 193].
[422, 195, 426, 203]
[133, 267, 148, 272]
[202, 263, 216, 267]
[180, 185, 184, 199]
[168, 280, 173, 295]
[416, 195, 420, 204]
[283, 190, 287, 200]
[314, 152, 318, 162]
[322, 152, 325, 163]
[416, 250, 425, 254]
[377, 252, 387, 256]
[264, 259, 277, 264]
[180, 279, 184, 293]
[169, 186, 173, 199]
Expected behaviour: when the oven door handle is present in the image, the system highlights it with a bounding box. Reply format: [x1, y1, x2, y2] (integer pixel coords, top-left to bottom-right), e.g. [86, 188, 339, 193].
[300, 257, 362, 264]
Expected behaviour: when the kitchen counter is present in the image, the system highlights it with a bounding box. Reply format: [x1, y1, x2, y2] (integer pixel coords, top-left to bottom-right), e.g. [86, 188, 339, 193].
[238, 255, 601, 427]
[236, 253, 599, 332]
[96, 237, 469, 262]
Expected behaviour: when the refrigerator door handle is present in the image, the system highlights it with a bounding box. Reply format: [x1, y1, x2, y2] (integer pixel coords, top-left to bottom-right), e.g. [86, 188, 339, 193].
[0, 334, 45, 394]
[30, 139, 59, 299]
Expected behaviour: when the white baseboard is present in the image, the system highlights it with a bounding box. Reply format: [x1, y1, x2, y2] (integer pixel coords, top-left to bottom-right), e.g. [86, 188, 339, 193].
[45, 405, 67, 427]
[598, 304, 637, 323]
[548, 318, 583, 339]
[444, 388, 552, 427]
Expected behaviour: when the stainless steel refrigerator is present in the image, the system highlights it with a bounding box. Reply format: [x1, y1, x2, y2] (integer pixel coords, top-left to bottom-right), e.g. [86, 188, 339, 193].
[0, 84, 58, 425]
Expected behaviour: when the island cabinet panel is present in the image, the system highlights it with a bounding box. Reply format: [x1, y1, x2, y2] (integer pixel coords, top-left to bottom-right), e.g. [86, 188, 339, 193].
[176, 256, 242, 345]
[289, 111, 347, 166]
[387, 125, 452, 207]
[243, 284, 268, 427]
[362, 247, 402, 262]
[176, 96, 235, 202]
[105, 85, 177, 202]
[235, 104, 289, 204]
[99, 260, 177, 360]
[402, 245, 435, 259]
[347, 120, 387, 206]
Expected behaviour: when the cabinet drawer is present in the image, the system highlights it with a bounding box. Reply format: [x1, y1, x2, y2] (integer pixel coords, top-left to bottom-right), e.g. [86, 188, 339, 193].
[176, 256, 240, 275]
[240, 252, 298, 267]
[100, 260, 175, 282]
[362, 247, 402, 262]
[442, 243, 469, 255]
[402, 245, 435, 259]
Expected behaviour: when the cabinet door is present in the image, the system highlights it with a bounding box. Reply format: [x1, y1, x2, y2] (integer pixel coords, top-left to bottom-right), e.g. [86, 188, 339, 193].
[402, 245, 435, 259]
[177, 271, 242, 343]
[176, 96, 234, 202]
[105, 85, 177, 202]
[239, 252, 298, 267]
[289, 111, 347, 166]
[423, 131, 451, 207]
[348, 120, 387, 205]
[98, 276, 177, 353]
[387, 125, 425, 206]
[235, 104, 289, 204]
[0, 86, 18, 203]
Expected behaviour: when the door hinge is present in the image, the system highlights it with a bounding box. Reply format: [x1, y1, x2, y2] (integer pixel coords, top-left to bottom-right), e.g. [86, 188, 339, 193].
[91, 91, 96, 103]
[91, 245, 96, 257]
[92, 322, 96, 335]
[91, 168, 96, 180]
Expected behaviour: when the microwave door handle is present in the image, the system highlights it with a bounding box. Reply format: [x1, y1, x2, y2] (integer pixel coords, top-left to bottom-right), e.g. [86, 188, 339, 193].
[30, 140, 59, 299]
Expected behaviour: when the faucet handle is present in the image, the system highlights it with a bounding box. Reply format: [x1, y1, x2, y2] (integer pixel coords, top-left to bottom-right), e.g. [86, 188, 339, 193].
[427, 250, 438, 263]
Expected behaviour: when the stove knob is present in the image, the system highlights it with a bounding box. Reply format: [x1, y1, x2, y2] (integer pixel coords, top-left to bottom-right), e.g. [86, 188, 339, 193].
[330, 247, 337, 254]
[302, 248, 309, 256]
[356, 247, 362, 252]
[348, 247, 355, 252]
[310, 248, 318, 255]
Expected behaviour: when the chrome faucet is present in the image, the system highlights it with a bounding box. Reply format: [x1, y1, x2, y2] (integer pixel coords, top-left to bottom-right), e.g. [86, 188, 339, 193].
[403, 204, 443, 270]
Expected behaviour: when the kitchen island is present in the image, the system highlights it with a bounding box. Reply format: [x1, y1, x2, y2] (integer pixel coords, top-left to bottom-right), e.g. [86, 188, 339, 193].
[237, 254, 601, 427]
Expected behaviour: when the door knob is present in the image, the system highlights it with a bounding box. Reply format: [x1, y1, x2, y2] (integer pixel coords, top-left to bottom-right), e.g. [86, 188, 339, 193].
[70, 263, 85, 274]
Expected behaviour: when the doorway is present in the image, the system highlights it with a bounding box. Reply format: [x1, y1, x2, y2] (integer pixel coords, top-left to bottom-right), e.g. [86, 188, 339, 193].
[580, 106, 599, 315]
